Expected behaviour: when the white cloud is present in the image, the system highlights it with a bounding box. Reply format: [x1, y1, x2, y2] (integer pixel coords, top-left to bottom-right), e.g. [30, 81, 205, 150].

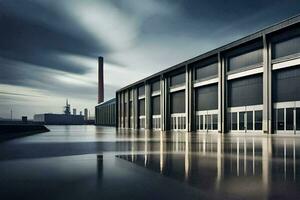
[59, 0, 140, 51]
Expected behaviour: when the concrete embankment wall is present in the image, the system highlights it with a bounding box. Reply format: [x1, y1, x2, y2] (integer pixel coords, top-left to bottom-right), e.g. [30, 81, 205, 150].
[0, 125, 49, 141]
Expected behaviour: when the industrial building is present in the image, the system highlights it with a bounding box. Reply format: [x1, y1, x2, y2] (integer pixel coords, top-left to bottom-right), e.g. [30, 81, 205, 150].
[115, 15, 300, 134]
[95, 98, 116, 126]
[33, 113, 84, 125]
[34, 100, 85, 125]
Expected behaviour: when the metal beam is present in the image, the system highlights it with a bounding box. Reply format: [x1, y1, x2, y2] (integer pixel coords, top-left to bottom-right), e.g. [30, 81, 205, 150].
[145, 83, 151, 129]
[263, 35, 272, 134]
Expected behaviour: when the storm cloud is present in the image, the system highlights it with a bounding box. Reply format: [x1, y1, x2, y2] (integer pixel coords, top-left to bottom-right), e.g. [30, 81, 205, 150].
[1, 0, 300, 118]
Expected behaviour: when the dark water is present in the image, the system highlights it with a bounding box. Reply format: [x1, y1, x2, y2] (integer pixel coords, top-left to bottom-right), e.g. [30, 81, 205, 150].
[0, 126, 300, 199]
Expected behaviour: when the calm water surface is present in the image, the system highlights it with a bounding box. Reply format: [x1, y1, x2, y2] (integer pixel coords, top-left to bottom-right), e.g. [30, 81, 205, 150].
[0, 125, 300, 199]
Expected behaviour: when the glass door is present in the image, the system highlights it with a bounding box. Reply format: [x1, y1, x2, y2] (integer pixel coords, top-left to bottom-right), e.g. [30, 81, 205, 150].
[206, 115, 212, 130]
[277, 108, 285, 131]
[297, 108, 300, 134]
[196, 110, 218, 132]
[228, 105, 262, 133]
[274, 104, 300, 134]
[239, 112, 246, 132]
[286, 108, 294, 133]
[246, 111, 253, 132]
[231, 112, 237, 131]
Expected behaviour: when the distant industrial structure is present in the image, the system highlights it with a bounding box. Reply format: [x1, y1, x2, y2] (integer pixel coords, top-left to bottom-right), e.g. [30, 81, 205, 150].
[98, 57, 104, 104]
[95, 57, 116, 126]
[34, 100, 85, 125]
[84, 108, 88, 120]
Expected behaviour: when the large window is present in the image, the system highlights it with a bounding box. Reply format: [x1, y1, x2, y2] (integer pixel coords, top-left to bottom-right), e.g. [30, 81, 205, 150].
[138, 86, 145, 96]
[192, 56, 218, 80]
[272, 66, 300, 103]
[232, 112, 237, 130]
[228, 49, 262, 71]
[151, 96, 160, 115]
[124, 102, 127, 116]
[271, 26, 300, 59]
[286, 108, 294, 130]
[129, 101, 132, 117]
[138, 99, 145, 116]
[151, 81, 160, 92]
[227, 41, 263, 72]
[195, 84, 218, 111]
[228, 75, 263, 107]
[254, 110, 262, 130]
[247, 111, 253, 130]
[170, 90, 185, 113]
[297, 108, 300, 131]
[170, 73, 185, 86]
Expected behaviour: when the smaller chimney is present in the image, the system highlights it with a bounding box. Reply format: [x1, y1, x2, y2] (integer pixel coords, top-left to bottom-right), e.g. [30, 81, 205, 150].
[98, 57, 104, 104]
[73, 108, 77, 115]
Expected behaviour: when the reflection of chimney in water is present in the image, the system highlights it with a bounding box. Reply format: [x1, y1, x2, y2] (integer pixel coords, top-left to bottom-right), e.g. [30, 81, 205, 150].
[98, 57, 104, 104]
[97, 155, 103, 180]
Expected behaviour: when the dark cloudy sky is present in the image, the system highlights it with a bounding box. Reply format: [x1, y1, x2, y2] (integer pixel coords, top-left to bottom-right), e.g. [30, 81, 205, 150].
[0, 0, 300, 119]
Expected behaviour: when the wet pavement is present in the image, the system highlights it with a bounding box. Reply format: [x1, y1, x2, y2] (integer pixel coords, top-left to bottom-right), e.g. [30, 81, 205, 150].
[0, 126, 300, 199]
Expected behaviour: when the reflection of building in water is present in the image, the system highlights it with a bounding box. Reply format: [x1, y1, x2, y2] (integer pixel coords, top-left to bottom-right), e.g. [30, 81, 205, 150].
[116, 16, 300, 135]
[118, 134, 300, 198]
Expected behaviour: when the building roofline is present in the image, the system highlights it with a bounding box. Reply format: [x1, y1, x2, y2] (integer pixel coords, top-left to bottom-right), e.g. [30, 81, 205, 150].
[116, 14, 300, 92]
[96, 98, 116, 107]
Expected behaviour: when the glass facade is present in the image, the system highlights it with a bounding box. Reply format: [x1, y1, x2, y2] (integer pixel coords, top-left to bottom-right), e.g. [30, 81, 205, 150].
[227, 41, 263, 72]
[272, 66, 300, 102]
[195, 62, 218, 80]
[138, 85, 145, 96]
[170, 90, 185, 114]
[151, 96, 160, 115]
[254, 111, 262, 130]
[170, 73, 185, 86]
[195, 84, 218, 111]
[228, 48, 262, 71]
[115, 18, 300, 134]
[138, 99, 145, 116]
[151, 81, 160, 92]
[228, 75, 263, 107]
[272, 34, 300, 59]
[228, 110, 262, 132]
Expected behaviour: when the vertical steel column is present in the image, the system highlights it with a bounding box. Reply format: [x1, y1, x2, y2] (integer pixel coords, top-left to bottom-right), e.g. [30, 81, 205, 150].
[219, 53, 226, 133]
[165, 77, 170, 131]
[133, 88, 138, 129]
[122, 92, 125, 128]
[185, 66, 189, 131]
[119, 92, 122, 128]
[263, 35, 272, 134]
[126, 91, 130, 128]
[145, 83, 151, 129]
[117, 93, 120, 127]
[186, 65, 193, 132]
[160, 76, 165, 131]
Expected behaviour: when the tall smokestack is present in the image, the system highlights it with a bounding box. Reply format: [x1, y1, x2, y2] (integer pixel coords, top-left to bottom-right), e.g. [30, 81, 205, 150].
[98, 57, 104, 104]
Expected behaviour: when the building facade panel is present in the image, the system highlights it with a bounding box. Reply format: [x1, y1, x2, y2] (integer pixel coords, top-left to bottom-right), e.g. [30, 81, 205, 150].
[170, 90, 185, 114]
[192, 56, 219, 80]
[228, 75, 263, 107]
[195, 84, 218, 111]
[95, 98, 116, 126]
[114, 16, 300, 134]
[272, 66, 300, 102]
